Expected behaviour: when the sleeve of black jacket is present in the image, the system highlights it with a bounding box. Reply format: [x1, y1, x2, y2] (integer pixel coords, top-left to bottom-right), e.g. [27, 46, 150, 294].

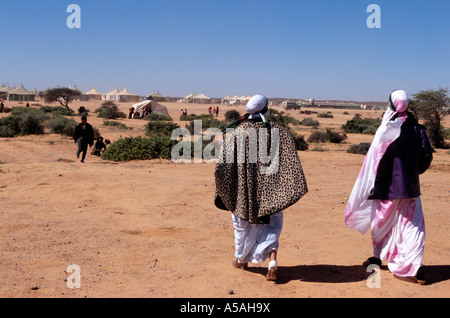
[87, 124, 95, 146]
[417, 125, 433, 174]
[74, 124, 81, 142]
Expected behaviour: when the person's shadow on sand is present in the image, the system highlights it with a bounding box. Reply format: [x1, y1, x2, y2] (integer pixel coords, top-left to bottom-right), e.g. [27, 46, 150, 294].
[247, 264, 450, 285]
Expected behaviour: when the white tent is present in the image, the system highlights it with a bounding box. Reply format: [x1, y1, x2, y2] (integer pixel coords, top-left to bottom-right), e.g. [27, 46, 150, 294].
[183, 93, 197, 103]
[193, 93, 212, 104]
[132, 100, 171, 118]
[83, 86, 103, 100]
[102, 87, 120, 101]
[118, 87, 140, 102]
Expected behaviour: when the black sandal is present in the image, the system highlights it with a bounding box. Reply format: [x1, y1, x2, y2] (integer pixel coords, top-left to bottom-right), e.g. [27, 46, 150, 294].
[363, 257, 382, 267]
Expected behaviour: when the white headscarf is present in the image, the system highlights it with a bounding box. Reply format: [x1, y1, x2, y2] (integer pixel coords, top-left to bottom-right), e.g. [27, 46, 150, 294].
[246, 94, 269, 124]
[390, 90, 409, 113]
[344, 90, 409, 234]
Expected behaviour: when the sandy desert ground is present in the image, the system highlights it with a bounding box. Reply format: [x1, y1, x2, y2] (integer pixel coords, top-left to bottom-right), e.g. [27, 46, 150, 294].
[0, 99, 449, 299]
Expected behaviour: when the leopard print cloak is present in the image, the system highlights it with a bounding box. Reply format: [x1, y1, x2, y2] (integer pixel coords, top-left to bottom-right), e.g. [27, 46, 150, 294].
[214, 121, 308, 224]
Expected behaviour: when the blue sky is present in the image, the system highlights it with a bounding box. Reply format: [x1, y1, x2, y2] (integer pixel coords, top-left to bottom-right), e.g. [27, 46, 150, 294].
[1, 0, 449, 101]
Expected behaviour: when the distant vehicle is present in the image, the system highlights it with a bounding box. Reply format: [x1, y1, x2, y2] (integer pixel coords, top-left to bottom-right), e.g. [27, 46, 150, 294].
[281, 101, 301, 110]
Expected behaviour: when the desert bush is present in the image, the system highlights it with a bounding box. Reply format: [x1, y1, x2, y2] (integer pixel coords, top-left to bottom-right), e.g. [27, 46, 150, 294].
[347, 142, 371, 155]
[342, 116, 381, 134]
[307, 130, 327, 143]
[311, 147, 330, 152]
[143, 112, 173, 121]
[224, 110, 241, 122]
[40, 105, 75, 116]
[19, 112, 45, 135]
[317, 112, 334, 118]
[47, 115, 77, 137]
[307, 129, 347, 143]
[102, 136, 177, 162]
[94, 101, 126, 119]
[103, 120, 131, 130]
[180, 113, 211, 121]
[11, 107, 50, 122]
[311, 147, 329, 152]
[300, 117, 320, 127]
[291, 133, 308, 151]
[326, 128, 347, 143]
[145, 121, 180, 137]
[185, 118, 227, 135]
[269, 109, 300, 127]
[0, 115, 21, 137]
[1, 110, 48, 137]
[47, 115, 76, 136]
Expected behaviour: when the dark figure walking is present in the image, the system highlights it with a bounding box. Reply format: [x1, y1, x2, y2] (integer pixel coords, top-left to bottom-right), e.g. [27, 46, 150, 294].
[74, 115, 94, 163]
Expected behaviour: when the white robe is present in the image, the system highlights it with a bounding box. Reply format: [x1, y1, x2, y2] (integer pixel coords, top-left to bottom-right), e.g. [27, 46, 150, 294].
[233, 211, 283, 264]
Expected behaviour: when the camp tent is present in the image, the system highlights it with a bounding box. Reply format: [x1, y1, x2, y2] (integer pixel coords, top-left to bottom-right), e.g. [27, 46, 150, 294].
[193, 93, 212, 104]
[83, 87, 103, 100]
[183, 93, 197, 103]
[146, 90, 166, 102]
[132, 100, 171, 118]
[0, 85, 13, 100]
[7, 84, 35, 101]
[118, 87, 140, 103]
[102, 87, 120, 101]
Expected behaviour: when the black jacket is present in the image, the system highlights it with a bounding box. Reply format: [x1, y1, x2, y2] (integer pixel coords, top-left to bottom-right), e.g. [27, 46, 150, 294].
[368, 112, 433, 200]
[74, 123, 94, 146]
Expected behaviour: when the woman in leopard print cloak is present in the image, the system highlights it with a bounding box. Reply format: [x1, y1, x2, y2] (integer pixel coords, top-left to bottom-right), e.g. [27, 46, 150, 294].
[214, 95, 308, 281]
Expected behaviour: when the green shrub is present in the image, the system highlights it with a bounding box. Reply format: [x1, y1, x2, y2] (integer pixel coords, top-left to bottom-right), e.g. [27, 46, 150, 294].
[145, 121, 180, 136]
[180, 113, 211, 121]
[224, 110, 241, 122]
[311, 147, 329, 152]
[307, 130, 327, 143]
[342, 116, 381, 134]
[300, 117, 320, 127]
[103, 120, 131, 130]
[347, 142, 371, 155]
[94, 101, 126, 119]
[326, 128, 347, 143]
[307, 129, 347, 143]
[143, 112, 173, 121]
[102, 136, 177, 162]
[269, 109, 300, 127]
[40, 105, 75, 116]
[0, 108, 63, 137]
[291, 133, 308, 151]
[185, 118, 227, 135]
[47, 115, 77, 137]
[0, 116, 21, 137]
[11, 107, 50, 122]
[19, 112, 45, 135]
[1, 110, 47, 137]
[317, 112, 334, 118]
